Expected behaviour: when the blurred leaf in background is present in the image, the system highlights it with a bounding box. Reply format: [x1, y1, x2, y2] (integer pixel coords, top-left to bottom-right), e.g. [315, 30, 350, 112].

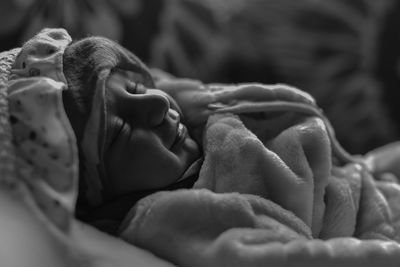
[148, 0, 400, 154]
[1, 0, 400, 154]
[0, 0, 140, 48]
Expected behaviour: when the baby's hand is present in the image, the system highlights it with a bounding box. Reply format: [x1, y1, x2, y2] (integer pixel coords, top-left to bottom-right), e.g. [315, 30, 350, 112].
[156, 79, 216, 128]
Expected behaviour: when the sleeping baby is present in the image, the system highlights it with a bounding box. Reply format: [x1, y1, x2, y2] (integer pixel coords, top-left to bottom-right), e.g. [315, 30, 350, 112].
[7, 28, 400, 266]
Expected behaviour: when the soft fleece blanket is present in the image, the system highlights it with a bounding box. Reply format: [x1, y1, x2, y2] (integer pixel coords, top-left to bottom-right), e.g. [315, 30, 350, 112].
[120, 82, 400, 267]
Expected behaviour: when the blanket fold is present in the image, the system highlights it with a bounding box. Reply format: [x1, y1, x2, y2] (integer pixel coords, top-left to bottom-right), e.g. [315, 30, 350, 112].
[194, 113, 330, 236]
[120, 83, 400, 266]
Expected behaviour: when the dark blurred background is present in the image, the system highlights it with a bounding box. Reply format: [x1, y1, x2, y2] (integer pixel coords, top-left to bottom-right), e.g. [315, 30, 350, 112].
[1, 0, 399, 154]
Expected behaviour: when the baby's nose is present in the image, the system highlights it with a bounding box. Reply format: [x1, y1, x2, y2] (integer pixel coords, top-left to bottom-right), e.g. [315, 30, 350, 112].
[139, 90, 171, 127]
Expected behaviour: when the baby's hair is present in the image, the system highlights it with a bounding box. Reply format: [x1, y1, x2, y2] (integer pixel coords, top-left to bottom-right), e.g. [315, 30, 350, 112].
[64, 38, 111, 116]
[63, 36, 155, 126]
[62, 36, 155, 211]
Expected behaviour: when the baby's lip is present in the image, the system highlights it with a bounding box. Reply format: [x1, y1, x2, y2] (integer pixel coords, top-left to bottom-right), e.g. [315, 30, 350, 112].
[172, 123, 187, 148]
[167, 109, 187, 148]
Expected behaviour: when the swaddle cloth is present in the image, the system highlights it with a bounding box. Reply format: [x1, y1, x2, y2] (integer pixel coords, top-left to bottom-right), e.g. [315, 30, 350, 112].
[6, 28, 78, 231]
[10, 28, 71, 84]
[7, 77, 78, 231]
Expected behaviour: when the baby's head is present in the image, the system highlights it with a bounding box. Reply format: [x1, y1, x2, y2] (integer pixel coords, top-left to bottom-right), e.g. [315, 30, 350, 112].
[61, 37, 201, 206]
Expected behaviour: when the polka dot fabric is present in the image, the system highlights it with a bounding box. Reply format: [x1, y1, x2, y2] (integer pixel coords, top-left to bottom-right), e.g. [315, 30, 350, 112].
[5, 28, 78, 232]
[10, 28, 71, 84]
[7, 78, 78, 231]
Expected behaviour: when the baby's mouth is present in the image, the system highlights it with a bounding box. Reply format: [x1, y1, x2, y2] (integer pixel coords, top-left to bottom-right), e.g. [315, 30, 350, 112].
[172, 123, 187, 147]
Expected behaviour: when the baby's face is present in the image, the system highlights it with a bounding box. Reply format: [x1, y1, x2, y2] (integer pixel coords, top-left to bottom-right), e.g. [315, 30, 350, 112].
[102, 70, 200, 197]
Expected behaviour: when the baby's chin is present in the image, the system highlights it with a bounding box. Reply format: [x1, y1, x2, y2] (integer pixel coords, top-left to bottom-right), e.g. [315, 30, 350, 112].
[172, 134, 201, 178]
